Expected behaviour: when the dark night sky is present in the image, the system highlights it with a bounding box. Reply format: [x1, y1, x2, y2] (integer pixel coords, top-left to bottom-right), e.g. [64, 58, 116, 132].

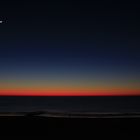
[0, 0, 140, 111]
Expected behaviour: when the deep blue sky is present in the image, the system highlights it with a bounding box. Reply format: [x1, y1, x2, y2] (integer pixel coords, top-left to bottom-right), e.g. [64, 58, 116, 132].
[0, 0, 140, 96]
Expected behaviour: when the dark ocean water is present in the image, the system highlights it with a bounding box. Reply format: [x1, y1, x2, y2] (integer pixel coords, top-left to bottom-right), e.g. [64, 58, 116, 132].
[0, 96, 140, 113]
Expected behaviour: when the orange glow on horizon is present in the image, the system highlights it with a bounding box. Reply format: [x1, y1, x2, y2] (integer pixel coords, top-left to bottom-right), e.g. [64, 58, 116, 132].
[0, 89, 140, 96]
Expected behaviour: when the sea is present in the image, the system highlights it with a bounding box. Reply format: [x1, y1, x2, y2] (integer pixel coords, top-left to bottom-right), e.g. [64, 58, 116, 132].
[0, 96, 140, 113]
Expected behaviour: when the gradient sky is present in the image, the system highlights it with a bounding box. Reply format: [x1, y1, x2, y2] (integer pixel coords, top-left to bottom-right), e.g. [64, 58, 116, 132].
[0, 1, 140, 96]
